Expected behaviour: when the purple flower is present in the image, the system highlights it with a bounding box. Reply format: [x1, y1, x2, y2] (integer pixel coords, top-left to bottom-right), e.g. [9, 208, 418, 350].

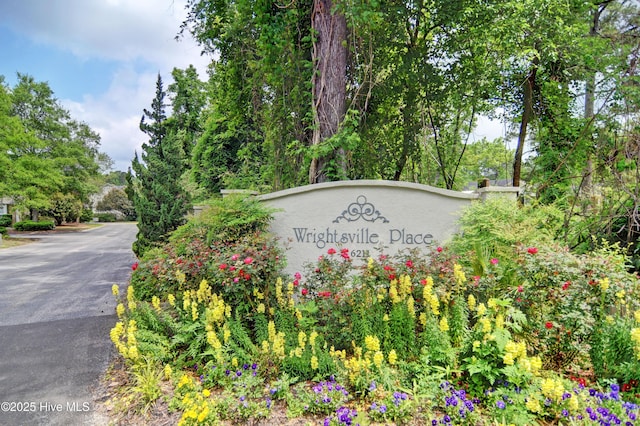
[379, 404, 387, 414]
[369, 381, 376, 392]
[496, 400, 506, 409]
[251, 363, 258, 370]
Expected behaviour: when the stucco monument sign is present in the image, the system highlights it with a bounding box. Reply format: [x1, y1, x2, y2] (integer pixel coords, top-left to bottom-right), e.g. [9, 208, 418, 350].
[256, 180, 518, 278]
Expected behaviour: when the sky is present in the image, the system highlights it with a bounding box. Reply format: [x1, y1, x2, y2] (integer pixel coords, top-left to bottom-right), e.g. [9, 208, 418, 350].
[0, 0, 506, 173]
[0, 0, 210, 172]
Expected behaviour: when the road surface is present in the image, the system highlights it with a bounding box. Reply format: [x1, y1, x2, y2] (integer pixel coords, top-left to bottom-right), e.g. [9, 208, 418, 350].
[0, 223, 137, 425]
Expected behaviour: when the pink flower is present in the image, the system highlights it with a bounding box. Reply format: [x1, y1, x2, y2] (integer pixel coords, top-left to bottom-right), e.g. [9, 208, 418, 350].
[219, 263, 228, 270]
[517, 285, 523, 292]
[294, 272, 302, 280]
[244, 257, 254, 265]
[341, 251, 350, 260]
[527, 247, 538, 255]
[406, 260, 414, 268]
[231, 254, 239, 261]
[233, 277, 240, 283]
[327, 248, 336, 255]
[562, 281, 570, 290]
[436, 246, 443, 253]
[293, 279, 299, 287]
[490, 258, 499, 265]
[301, 288, 308, 296]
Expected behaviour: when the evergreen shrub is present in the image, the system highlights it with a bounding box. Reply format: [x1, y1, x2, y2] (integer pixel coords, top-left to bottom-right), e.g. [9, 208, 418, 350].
[0, 214, 12, 227]
[13, 220, 55, 231]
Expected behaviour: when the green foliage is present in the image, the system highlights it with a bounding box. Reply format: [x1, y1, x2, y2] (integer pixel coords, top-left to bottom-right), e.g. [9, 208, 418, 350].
[13, 220, 55, 231]
[0, 74, 107, 215]
[43, 192, 83, 224]
[451, 197, 562, 266]
[129, 74, 191, 257]
[95, 213, 116, 222]
[0, 214, 11, 227]
[96, 187, 135, 220]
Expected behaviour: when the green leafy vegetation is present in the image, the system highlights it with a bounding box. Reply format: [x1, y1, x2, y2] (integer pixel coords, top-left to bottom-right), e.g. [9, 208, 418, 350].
[107, 195, 640, 425]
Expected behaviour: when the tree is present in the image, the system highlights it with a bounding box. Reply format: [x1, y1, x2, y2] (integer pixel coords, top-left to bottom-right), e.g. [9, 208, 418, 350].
[1, 74, 106, 219]
[129, 74, 191, 256]
[96, 187, 135, 220]
[308, 0, 348, 183]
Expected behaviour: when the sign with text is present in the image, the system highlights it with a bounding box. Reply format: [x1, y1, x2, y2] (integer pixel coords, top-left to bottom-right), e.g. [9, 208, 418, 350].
[257, 180, 494, 278]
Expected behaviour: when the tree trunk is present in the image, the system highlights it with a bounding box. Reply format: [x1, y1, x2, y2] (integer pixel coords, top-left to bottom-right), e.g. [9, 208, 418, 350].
[513, 60, 538, 187]
[309, 0, 347, 184]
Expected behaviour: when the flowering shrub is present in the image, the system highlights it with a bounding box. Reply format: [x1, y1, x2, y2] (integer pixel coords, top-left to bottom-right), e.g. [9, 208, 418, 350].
[108, 195, 640, 425]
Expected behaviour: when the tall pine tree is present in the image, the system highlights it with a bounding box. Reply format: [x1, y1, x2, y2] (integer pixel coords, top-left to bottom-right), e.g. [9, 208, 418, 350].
[129, 74, 191, 257]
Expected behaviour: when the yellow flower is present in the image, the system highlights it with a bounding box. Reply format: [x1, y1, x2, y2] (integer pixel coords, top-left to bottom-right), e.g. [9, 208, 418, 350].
[111, 284, 119, 297]
[406, 296, 415, 318]
[616, 290, 626, 299]
[473, 340, 480, 350]
[503, 352, 515, 365]
[476, 303, 487, 316]
[257, 303, 265, 314]
[526, 398, 541, 413]
[383, 314, 389, 321]
[365, 335, 380, 352]
[116, 303, 125, 318]
[164, 364, 172, 380]
[419, 312, 427, 327]
[311, 355, 319, 370]
[202, 388, 211, 398]
[232, 357, 238, 368]
[487, 298, 497, 309]
[367, 257, 375, 270]
[298, 331, 307, 349]
[453, 263, 466, 285]
[309, 331, 318, 348]
[168, 293, 175, 306]
[373, 351, 384, 368]
[467, 294, 476, 311]
[439, 317, 449, 332]
[600, 277, 610, 291]
[152, 295, 161, 311]
[388, 349, 397, 365]
[634, 310, 640, 324]
[606, 315, 614, 324]
[495, 314, 505, 330]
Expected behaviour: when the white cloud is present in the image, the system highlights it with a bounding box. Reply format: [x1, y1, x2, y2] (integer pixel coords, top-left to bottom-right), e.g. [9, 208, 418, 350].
[1, 0, 211, 171]
[0, 0, 205, 69]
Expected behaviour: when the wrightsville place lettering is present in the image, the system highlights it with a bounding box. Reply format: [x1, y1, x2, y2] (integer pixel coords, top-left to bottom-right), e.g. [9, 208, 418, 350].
[292, 227, 433, 249]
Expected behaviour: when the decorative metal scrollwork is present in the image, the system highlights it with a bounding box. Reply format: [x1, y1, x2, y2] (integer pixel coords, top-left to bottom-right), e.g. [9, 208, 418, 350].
[333, 195, 389, 223]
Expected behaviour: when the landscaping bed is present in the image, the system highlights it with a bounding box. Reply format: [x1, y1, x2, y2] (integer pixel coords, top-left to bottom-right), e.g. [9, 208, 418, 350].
[103, 196, 640, 425]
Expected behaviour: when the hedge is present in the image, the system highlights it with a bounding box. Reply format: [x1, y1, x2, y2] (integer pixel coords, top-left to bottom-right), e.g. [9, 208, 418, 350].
[0, 214, 11, 227]
[13, 220, 56, 231]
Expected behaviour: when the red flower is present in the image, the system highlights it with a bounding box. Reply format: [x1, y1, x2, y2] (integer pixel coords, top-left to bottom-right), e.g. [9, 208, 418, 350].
[420, 279, 427, 286]
[318, 291, 332, 298]
[517, 285, 523, 292]
[219, 263, 228, 270]
[132, 262, 139, 271]
[622, 383, 631, 392]
[406, 260, 414, 268]
[562, 281, 570, 290]
[293, 279, 299, 287]
[545, 322, 553, 329]
[527, 247, 538, 255]
[327, 248, 336, 255]
[301, 288, 308, 296]
[341, 251, 350, 260]
[436, 246, 443, 253]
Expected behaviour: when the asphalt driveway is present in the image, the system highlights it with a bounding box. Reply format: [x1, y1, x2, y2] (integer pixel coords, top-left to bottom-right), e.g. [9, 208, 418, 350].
[0, 223, 137, 425]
